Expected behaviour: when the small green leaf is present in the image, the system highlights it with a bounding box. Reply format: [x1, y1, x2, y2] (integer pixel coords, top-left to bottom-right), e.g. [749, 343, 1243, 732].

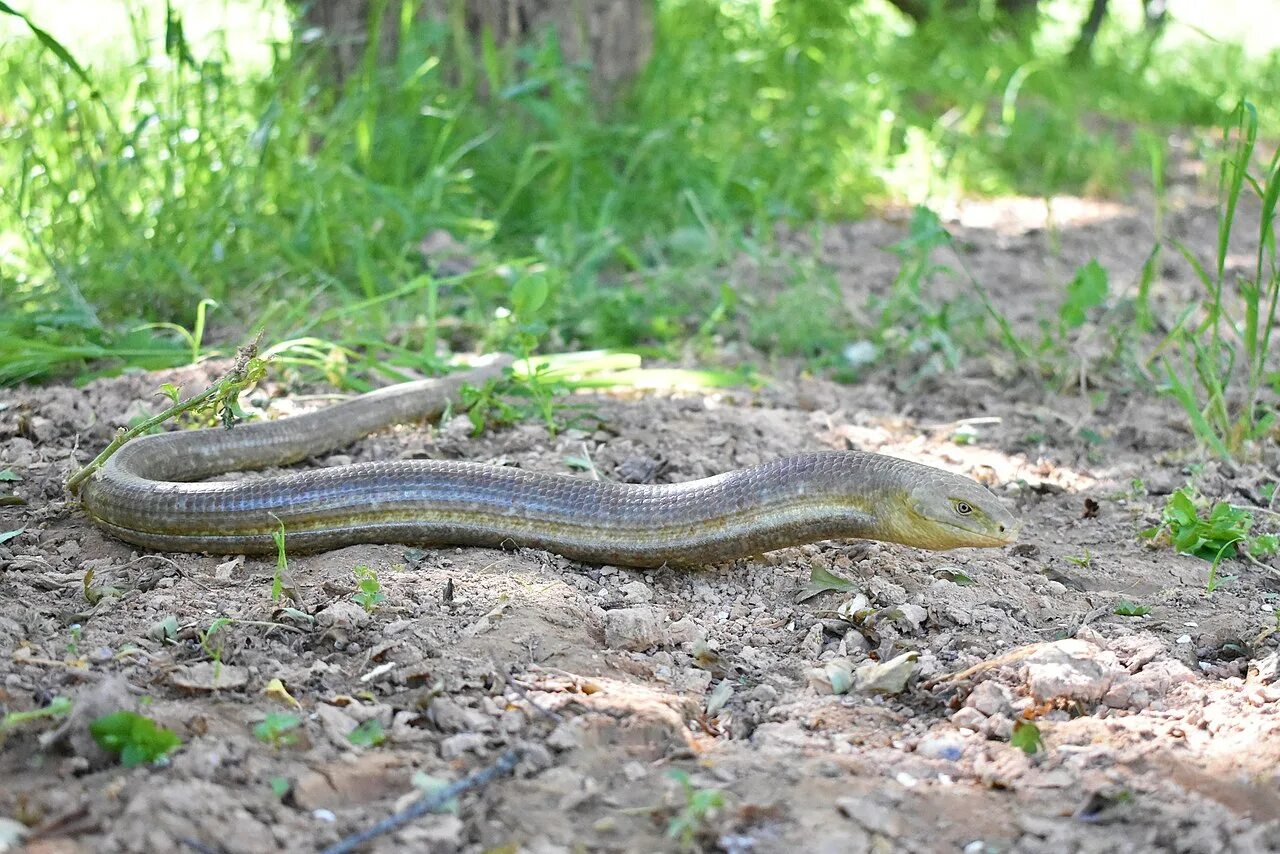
[933, 567, 976, 586]
[0, 469, 20, 481]
[347, 719, 386, 748]
[1059, 260, 1109, 330]
[1113, 600, 1151, 617]
[1250, 534, 1278, 557]
[411, 772, 459, 813]
[269, 776, 291, 798]
[0, 528, 23, 545]
[1166, 490, 1198, 527]
[149, 614, 180, 642]
[1077, 428, 1103, 447]
[157, 382, 182, 403]
[510, 273, 550, 321]
[253, 712, 302, 747]
[1010, 720, 1043, 755]
[352, 565, 386, 611]
[89, 711, 181, 767]
[796, 565, 857, 602]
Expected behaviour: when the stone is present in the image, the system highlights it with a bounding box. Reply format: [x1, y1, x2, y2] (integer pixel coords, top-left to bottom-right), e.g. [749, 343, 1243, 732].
[392, 815, 464, 854]
[317, 600, 371, 631]
[603, 606, 666, 650]
[1021, 639, 1124, 704]
[428, 697, 493, 733]
[951, 707, 987, 730]
[546, 719, 586, 751]
[619, 580, 653, 603]
[1109, 632, 1166, 673]
[116, 780, 272, 854]
[800, 622, 825, 659]
[983, 714, 1014, 739]
[315, 703, 359, 746]
[666, 617, 701, 645]
[835, 794, 905, 837]
[1248, 650, 1279, 684]
[917, 736, 964, 761]
[171, 663, 249, 693]
[0, 816, 29, 851]
[1101, 675, 1147, 709]
[894, 603, 929, 633]
[439, 732, 487, 759]
[292, 755, 407, 810]
[867, 577, 908, 606]
[516, 742, 555, 775]
[1131, 658, 1196, 694]
[499, 709, 526, 734]
[966, 681, 1014, 717]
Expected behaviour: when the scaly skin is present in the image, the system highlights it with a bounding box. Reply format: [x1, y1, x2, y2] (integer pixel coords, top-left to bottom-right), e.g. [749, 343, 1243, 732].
[80, 358, 1019, 565]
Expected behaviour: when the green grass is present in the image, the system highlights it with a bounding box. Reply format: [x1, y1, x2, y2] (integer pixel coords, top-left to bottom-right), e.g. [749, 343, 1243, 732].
[1154, 102, 1280, 457]
[1, 0, 1279, 395]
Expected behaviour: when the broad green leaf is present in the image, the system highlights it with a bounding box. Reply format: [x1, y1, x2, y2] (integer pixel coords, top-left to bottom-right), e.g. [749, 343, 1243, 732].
[1010, 720, 1043, 755]
[797, 565, 857, 602]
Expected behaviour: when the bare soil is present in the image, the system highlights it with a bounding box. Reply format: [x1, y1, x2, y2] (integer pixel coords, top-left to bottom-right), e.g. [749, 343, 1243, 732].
[2, 179, 1279, 854]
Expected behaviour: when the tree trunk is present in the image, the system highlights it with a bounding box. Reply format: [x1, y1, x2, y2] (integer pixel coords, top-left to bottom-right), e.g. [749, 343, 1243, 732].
[884, 0, 1041, 35]
[1067, 0, 1109, 67]
[295, 0, 653, 97]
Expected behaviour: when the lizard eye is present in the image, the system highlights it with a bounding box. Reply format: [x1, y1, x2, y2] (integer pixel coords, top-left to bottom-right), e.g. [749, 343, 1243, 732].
[955, 501, 973, 516]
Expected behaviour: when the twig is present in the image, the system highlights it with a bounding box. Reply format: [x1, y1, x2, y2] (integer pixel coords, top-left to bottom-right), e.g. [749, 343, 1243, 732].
[66, 333, 266, 497]
[924, 642, 1052, 688]
[317, 748, 522, 854]
[498, 663, 564, 725]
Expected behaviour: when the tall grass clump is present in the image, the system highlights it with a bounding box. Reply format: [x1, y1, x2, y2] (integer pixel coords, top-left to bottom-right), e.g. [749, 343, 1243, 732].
[1157, 101, 1280, 458]
[3, 2, 1280, 386]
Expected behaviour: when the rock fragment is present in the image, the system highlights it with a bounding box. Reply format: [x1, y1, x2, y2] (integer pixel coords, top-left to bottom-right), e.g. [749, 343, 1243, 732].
[1021, 640, 1124, 704]
[603, 606, 666, 650]
[966, 680, 1014, 717]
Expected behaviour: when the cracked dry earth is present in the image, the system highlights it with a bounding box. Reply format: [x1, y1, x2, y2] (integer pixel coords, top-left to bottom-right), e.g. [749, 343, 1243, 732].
[3, 195, 1280, 854]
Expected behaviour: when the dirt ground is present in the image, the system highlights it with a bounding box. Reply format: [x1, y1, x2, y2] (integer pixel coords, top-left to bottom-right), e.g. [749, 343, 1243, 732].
[2, 174, 1280, 853]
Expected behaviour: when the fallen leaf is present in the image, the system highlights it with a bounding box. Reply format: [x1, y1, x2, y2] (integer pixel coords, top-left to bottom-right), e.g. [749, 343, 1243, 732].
[705, 680, 734, 716]
[806, 658, 854, 695]
[797, 565, 857, 602]
[1011, 719, 1044, 754]
[171, 663, 249, 692]
[263, 678, 300, 708]
[291, 754, 408, 810]
[854, 651, 918, 694]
